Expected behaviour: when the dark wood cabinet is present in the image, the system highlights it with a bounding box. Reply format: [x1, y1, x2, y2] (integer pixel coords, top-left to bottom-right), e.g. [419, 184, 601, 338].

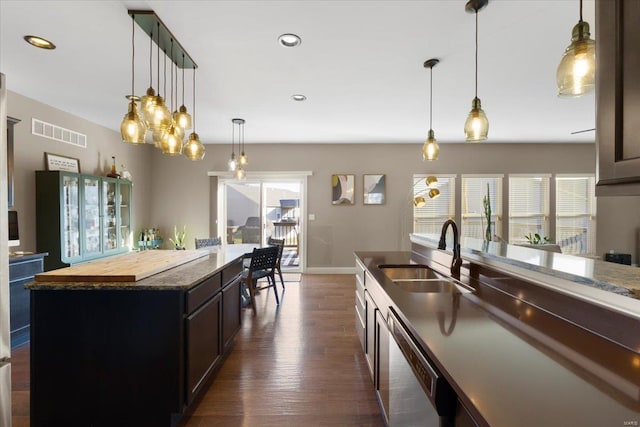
[30, 256, 244, 427]
[186, 292, 221, 405]
[222, 276, 242, 354]
[8, 253, 46, 348]
[596, 0, 640, 195]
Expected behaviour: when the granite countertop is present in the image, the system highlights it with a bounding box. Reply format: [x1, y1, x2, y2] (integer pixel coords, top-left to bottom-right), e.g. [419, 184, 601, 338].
[355, 251, 640, 426]
[411, 234, 640, 301]
[26, 245, 255, 291]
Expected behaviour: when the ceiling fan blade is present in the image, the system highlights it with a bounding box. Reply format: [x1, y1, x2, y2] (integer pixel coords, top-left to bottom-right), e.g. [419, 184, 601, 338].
[570, 128, 596, 135]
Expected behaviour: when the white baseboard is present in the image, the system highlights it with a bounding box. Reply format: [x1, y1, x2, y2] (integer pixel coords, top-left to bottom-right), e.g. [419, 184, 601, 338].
[304, 267, 356, 275]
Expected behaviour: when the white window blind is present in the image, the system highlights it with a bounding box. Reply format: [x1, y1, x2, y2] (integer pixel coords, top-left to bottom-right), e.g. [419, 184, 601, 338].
[556, 175, 596, 255]
[508, 175, 550, 244]
[413, 175, 455, 235]
[461, 175, 503, 240]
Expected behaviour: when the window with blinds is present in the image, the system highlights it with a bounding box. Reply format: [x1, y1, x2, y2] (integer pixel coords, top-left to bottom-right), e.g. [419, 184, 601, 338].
[555, 175, 596, 255]
[413, 175, 455, 235]
[461, 175, 503, 240]
[508, 175, 550, 244]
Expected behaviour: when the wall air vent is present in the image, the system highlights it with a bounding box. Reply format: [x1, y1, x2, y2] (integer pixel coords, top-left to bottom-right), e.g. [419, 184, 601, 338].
[32, 118, 87, 148]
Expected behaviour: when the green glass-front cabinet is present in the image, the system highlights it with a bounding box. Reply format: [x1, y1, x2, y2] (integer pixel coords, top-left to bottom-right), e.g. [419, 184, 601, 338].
[36, 171, 133, 271]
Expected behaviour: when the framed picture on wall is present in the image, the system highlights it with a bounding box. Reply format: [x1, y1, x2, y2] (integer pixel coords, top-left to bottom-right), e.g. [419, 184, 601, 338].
[363, 174, 386, 205]
[45, 152, 80, 173]
[331, 174, 355, 205]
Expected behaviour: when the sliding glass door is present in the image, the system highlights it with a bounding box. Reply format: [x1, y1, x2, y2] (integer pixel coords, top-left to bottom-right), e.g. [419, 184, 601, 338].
[220, 176, 304, 272]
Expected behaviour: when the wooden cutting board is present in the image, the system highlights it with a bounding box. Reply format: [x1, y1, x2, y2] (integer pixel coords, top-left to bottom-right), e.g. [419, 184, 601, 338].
[35, 250, 209, 282]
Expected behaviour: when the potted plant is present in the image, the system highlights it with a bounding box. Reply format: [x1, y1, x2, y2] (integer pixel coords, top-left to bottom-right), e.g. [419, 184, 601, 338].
[169, 225, 187, 250]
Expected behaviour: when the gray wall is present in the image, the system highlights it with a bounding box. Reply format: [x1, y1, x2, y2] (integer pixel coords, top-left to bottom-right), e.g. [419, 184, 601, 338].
[148, 143, 597, 268]
[12, 90, 635, 268]
[7, 91, 153, 253]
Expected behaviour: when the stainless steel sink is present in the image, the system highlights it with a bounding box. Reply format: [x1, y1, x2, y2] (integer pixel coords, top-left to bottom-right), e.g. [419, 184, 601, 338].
[378, 265, 443, 280]
[392, 279, 472, 294]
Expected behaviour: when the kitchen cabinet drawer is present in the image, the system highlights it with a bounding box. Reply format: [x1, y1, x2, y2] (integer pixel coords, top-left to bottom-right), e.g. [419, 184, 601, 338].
[186, 292, 221, 405]
[356, 309, 365, 351]
[222, 258, 243, 286]
[186, 272, 221, 313]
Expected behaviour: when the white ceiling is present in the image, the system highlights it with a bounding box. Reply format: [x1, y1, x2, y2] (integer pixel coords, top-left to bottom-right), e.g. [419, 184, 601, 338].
[0, 0, 596, 145]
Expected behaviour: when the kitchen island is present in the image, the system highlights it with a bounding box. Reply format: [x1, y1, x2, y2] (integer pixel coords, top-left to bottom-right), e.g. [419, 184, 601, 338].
[26, 245, 253, 427]
[355, 235, 640, 426]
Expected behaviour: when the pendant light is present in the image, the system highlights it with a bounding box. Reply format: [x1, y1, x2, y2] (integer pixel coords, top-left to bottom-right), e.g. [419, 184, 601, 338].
[464, 0, 489, 142]
[161, 40, 183, 155]
[174, 54, 193, 130]
[238, 118, 248, 166]
[183, 67, 205, 161]
[556, 0, 596, 97]
[228, 119, 241, 172]
[120, 14, 147, 144]
[422, 58, 440, 161]
[151, 42, 172, 144]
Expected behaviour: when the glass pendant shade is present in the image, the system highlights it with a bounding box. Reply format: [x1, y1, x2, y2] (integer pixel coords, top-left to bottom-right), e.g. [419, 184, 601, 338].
[140, 87, 157, 128]
[174, 105, 192, 130]
[235, 166, 246, 181]
[183, 132, 205, 161]
[160, 125, 183, 155]
[151, 96, 172, 132]
[557, 21, 596, 97]
[422, 130, 439, 161]
[464, 97, 489, 142]
[121, 102, 147, 144]
[228, 154, 237, 172]
[239, 152, 248, 166]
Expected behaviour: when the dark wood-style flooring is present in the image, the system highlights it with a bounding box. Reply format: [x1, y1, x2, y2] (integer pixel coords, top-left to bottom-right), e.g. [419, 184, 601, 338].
[10, 274, 383, 426]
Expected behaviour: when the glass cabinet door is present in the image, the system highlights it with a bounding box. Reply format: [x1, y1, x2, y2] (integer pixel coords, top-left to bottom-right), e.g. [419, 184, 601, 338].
[102, 179, 118, 251]
[83, 176, 101, 256]
[62, 174, 80, 259]
[119, 182, 131, 249]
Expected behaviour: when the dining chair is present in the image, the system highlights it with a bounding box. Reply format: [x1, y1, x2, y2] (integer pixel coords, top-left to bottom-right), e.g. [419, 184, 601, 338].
[267, 237, 286, 289]
[194, 237, 222, 249]
[241, 245, 280, 315]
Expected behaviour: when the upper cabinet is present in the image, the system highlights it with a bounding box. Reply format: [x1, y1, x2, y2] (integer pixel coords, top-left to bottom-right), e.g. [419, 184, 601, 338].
[36, 171, 133, 271]
[596, 0, 640, 196]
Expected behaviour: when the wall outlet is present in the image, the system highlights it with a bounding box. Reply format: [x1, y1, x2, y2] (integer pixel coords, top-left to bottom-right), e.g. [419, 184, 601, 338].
[308, 213, 316, 221]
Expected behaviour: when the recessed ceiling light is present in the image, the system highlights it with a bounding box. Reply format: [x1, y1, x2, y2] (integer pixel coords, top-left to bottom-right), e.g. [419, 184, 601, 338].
[278, 33, 301, 48]
[291, 94, 307, 102]
[24, 35, 56, 50]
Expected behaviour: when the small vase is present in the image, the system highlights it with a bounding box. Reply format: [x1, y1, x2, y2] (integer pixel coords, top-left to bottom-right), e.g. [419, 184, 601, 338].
[175, 245, 185, 250]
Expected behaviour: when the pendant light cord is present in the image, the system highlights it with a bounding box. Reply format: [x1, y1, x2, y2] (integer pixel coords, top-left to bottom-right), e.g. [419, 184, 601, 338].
[475, 9, 478, 99]
[579, 0, 583, 22]
[148, 30, 153, 87]
[156, 22, 160, 96]
[169, 40, 174, 110]
[163, 49, 167, 101]
[231, 122, 235, 155]
[192, 68, 196, 130]
[241, 122, 245, 153]
[130, 15, 135, 100]
[429, 65, 433, 130]
[182, 55, 186, 106]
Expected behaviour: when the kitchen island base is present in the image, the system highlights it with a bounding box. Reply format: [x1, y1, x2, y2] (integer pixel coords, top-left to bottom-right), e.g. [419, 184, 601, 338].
[28, 250, 245, 427]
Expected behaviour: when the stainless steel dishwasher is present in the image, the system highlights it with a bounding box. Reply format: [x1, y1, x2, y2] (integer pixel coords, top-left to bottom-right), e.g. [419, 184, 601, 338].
[377, 308, 457, 426]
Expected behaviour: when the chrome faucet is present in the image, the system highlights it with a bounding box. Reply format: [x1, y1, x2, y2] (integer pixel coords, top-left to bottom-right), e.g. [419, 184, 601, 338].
[438, 219, 463, 277]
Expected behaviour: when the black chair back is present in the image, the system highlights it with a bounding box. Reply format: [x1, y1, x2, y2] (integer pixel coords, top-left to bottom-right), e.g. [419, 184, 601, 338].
[195, 237, 222, 249]
[267, 237, 285, 265]
[248, 246, 279, 272]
